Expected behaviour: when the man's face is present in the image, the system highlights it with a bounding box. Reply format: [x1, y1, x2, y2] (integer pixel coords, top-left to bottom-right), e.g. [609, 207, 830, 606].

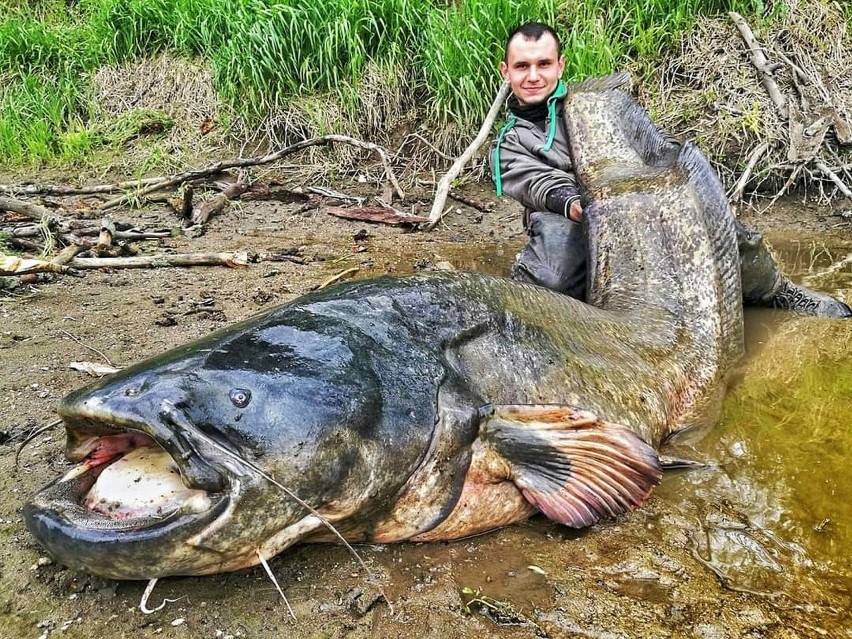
[500, 32, 565, 105]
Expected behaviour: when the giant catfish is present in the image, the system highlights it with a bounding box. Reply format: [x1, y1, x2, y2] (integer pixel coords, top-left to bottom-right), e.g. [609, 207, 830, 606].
[24, 74, 744, 580]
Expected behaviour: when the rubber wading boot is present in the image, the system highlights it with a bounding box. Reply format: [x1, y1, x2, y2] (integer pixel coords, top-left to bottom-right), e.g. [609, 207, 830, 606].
[737, 221, 852, 318]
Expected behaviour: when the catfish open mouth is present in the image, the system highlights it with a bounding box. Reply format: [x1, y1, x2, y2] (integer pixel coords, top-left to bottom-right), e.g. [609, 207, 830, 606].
[29, 424, 229, 532]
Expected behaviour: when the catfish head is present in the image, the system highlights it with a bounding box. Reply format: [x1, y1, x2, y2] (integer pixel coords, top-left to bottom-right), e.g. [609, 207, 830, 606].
[24, 302, 442, 579]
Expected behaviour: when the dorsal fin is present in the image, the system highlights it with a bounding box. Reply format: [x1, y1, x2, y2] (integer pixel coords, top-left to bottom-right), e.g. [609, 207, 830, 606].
[566, 71, 631, 95]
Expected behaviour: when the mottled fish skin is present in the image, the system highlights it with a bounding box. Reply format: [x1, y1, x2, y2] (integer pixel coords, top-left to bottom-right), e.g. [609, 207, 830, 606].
[563, 73, 744, 433]
[24, 74, 745, 580]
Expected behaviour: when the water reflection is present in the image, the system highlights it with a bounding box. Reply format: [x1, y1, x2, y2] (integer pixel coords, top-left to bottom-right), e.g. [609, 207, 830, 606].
[670, 231, 852, 601]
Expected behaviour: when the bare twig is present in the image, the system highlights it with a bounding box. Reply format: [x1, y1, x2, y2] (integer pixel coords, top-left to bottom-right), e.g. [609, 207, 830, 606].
[729, 141, 772, 204]
[325, 205, 428, 226]
[0, 254, 80, 277]
[0, 195, 60, 223]
[99, 135, 401, 211]
[60, 329, 115, 367]
[814, 160, 852, 198]
[729, 12, 788, 119]
[191, 179, 249, 226]
[425, 83, 511, 230]
[67, 251, 250, 270]
[0, 177, 167, 197]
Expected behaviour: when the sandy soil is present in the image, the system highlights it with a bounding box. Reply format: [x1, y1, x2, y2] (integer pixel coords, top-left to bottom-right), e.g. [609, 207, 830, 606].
[1, 180, 850, 639]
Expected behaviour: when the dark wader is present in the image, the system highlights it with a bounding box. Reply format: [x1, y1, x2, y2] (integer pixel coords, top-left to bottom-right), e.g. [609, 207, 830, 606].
[511, 212, 852, 318]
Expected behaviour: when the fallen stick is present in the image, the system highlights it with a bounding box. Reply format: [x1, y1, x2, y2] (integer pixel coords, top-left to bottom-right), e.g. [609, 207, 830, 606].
[325, 205, 429, 225]
[0, 177, 167, 197]
[814, 160, 852, 198]
[3, 224, 170, 241]
[0, 195, 60, 222]
[0, 254, 80, 277]
[99, 135, 402, 211]
[191, 179, 250, 226]
[425, 82, 511, 230]
[729, 141, 772, 204]
[67, 251, 250, 270]
[729, 12, 788, 119]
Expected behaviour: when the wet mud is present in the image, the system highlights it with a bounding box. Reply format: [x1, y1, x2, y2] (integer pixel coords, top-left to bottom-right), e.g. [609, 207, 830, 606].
[1, 187, 850, 638]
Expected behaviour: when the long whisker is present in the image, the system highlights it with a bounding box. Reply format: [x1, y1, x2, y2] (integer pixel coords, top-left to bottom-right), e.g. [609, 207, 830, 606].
[161, 403, 392, 611]
[256, 548, 297, 620]
[14, 419, 62, 471]
[139, 578, 184, 614]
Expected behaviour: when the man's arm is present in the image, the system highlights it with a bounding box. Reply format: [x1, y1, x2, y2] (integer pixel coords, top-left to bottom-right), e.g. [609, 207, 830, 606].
[489, 125, 582, 220]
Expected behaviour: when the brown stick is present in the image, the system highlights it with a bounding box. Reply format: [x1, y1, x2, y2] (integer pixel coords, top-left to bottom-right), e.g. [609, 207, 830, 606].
[98, 218, 115, 250]
[181, 185, 194, 221]
[190, 180, 250, 226]
[325, 205, 429, 226]
[0, 195, 60, 222]
[67, 251, 250, 270]
[0, 177, 168, 197]
[729, 12, 788, 119]
[98, 135, 401, 211]
[425, 83, 511, 230]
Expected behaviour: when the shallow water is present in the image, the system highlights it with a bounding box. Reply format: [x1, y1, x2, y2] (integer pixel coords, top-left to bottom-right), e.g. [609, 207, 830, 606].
[673, 232, 852, 600]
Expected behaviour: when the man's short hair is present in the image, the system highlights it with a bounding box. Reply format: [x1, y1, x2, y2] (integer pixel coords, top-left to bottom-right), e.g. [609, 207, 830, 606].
[504, 22, 562, 61]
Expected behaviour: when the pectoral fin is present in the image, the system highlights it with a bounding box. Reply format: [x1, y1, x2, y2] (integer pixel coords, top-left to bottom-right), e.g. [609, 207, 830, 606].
[482, 404, 661, 528]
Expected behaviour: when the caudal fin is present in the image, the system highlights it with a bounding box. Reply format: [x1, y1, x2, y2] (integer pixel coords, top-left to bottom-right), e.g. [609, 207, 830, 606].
[482, 404, 661, 528]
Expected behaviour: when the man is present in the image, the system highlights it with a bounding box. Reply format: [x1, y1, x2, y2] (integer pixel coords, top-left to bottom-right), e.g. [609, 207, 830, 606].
[489, 21, 851, 317]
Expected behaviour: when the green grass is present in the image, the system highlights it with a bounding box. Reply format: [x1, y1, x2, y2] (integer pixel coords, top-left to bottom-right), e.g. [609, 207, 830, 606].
[0, 0, 765, 168]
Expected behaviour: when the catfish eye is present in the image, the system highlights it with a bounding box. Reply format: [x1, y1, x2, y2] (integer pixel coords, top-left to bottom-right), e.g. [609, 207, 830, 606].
[229, 388, 252, 408]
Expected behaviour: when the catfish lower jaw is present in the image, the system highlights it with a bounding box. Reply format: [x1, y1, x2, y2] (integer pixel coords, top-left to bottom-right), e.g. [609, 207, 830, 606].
[23, 426, 238, 579]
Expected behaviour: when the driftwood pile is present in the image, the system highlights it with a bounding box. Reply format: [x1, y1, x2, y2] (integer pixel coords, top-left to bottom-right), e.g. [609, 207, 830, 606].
[0, 134, 466, 287]
[648, 6, 852, 209]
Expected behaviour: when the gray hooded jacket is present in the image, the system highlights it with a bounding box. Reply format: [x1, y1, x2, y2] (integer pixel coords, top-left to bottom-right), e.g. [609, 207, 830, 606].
[488, 80, 582, 219]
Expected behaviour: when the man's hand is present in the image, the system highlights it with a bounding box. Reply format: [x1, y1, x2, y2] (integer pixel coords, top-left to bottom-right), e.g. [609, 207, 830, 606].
[568, 199, 582, 222]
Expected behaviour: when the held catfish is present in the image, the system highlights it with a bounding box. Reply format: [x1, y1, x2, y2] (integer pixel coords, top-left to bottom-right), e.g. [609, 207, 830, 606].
[25, 74, 744, 580]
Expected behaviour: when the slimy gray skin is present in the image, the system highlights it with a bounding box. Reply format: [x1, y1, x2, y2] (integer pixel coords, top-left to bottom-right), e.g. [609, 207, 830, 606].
[24, 74, 743, 581]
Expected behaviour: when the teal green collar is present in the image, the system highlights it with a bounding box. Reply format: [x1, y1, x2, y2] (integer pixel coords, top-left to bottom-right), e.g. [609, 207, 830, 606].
[542, 79, 566, 152]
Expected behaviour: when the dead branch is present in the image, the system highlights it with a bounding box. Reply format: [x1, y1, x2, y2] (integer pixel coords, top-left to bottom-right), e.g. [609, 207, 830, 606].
[98, 218, 115, 251]
[730, 141, 772, 205]
[729, 12, 788, 119]
[67, 251, 250, 270]
[98, 135, 401, 211]
[52, 243, 88, 266]
[425, 83, 511, 230]
[181, 185, 194, 221]
[814, 160, 852, 198]
[0, 177, 167, 197]
[325, 205, 429, 226]
[190, 179, 250, 226]
[0, 195, 60, 222]
[0, 254, 80, 277]
[448, 190, 496, 213]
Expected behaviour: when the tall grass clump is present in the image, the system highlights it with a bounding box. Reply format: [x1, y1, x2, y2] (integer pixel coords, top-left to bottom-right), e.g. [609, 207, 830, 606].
[419, 0, 556, 124]
[0, 0, 769, 168]
[0, 73, 94, 164]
